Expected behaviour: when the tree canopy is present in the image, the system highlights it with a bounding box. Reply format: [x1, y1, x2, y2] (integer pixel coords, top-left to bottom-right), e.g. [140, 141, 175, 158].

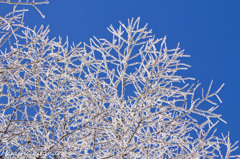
[0, 1, 239, 158]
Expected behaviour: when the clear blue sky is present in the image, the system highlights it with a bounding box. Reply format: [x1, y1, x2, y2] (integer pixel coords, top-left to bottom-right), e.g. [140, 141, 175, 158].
[1, 0, 240, 155]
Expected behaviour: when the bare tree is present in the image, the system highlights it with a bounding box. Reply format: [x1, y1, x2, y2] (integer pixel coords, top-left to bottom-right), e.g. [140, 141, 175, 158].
[0, 1, 239, 158]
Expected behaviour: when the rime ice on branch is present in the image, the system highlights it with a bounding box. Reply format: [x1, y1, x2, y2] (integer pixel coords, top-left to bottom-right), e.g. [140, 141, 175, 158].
[0, 1, 239, 158]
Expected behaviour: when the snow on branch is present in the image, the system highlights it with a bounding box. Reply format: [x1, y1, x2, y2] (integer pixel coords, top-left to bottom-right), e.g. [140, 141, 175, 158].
[0, 4, 239, 158]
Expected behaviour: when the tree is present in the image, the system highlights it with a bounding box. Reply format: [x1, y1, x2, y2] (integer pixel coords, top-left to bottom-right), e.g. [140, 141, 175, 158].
[0, 1, 239, 158]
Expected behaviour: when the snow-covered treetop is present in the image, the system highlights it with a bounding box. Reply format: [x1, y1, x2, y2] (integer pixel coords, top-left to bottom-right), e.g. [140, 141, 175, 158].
[0, 1, 239, 158]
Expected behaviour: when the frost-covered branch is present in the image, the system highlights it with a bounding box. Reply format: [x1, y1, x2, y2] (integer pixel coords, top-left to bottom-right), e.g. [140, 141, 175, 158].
[0, 3, 239, 158]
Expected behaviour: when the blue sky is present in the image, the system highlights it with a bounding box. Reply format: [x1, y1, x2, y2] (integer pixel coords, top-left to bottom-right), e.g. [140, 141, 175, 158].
[1, 0, 240, 155]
